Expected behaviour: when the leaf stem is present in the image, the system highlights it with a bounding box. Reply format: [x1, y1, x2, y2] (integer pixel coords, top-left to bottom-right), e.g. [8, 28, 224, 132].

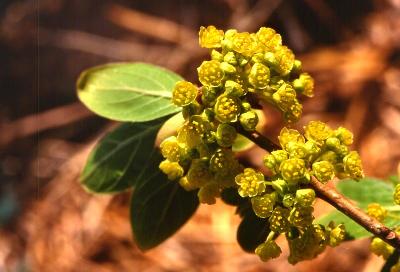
[242, 129, 400, 250]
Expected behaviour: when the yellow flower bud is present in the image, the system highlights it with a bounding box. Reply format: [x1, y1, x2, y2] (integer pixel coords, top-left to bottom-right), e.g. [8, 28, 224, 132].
[197, 60, 224, 87]
[367, 203, 387, 222]
[304, 121, 333, 143]
[159, 160, 184, 180]
[235, 168, 266, 197]
[199, 25, 224, 48]
[214, 94, 241, 123]
[249, 63, 270, 89]
[172, 81, 198, 107]
[343, 151, 364, 179]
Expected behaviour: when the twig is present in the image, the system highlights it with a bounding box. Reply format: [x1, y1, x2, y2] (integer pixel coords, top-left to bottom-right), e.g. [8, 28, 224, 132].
[243, 129, 400, 249]
[311, 177, 400, 249]
[237, 127, 280, 152]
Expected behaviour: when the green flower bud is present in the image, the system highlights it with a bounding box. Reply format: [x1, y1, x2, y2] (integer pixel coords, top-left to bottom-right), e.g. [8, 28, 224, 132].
[224, 80, 245, 97]
[263, 150, 288, 174]
[216, 123, 237, 147]
[255, 240, 282, 262]
[214, 94, 241, 123]
[325, 137, 341, 150]
[199, 25, 224, 48]
[295, 189, 316, 207]
[198, 60, 224, 87]
[172, 81, 198, 107]
[159, 160, 184, 180]
[187, 159, 212, 188]
[293, 73, 314, 97]
[251, 52, 264, 63]
[264, 52, 277, 67]
[304, 140, 321, 161]
[210, 148, 240, 178]
[394, 184, 400, 205]
[249, 63, 270, 89]
[370, 237, 394, 259]
[160, 136, 186, 162]
[274, 45, 295, 75]
[279, 158, 306, 183]
[177, 115, 211, 148]
[317, 151, 339, 164]
[367, 203, 387, 222]
[269, 207, 290, 233]
[241, 101, 252, 112]
[286, 142, 307, 159]
[201, 86, 219, 107]
[220, 61, 236, 74]
[198, 182, 220, 205]
[251, 192, 277, 218]
[343, 151, 364, 179]
[287, 224, 328, 264]
[182, 101, 203, 119]
[272, 83, 297, 112]
[334, 127, 354, 146]
[239, 110, 259, 131]
[312, 161, 335, 183]
[328, 224, 346, 247]
[289, 204, 314, 228]
[223, 51, 237, 65]
[278, 127, 305, 150]
[282, 194, 295, 208]
[210, 49, 223, 61]
[271, 178, 289, 195]
[304, 121, 333, 144]
[283, 102, 303, 124]
[235, 168, 266, 197]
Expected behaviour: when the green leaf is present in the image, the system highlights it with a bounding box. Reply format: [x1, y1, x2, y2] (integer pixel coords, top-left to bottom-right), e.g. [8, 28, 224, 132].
[237, 207, 270, 253]
[317, 178, 400, 239]
[232, 134, 255, 152]
[336, 178, 394, 208]
[81, 118, 166, 193]
[77, 63, 182, 122]
[317, 210, 370, 239]
[130, 152, 199, 251]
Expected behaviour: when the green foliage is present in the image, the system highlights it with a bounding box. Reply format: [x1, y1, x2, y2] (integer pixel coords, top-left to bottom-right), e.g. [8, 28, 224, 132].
[77, 63, 182, 122]
[317, 178, 400, 239]
[237, 208, 270, 253]
[81, 118, 167, 193]
[130, 153, 199, 250]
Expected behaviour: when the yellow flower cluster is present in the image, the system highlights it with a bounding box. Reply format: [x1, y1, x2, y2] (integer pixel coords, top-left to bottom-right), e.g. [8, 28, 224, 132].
[159, 26, 365, 264]
[196, 26, 314, 124]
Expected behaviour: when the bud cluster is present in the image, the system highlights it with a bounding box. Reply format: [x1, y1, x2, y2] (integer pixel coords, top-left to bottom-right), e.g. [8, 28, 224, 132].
[247, 120, 363, 262]
[158, 26, 365, 265]
[369, 191, 400, 271]
[161, 25, 315, 204]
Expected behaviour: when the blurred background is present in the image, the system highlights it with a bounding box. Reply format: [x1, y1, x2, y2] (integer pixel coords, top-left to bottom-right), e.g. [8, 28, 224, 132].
[1, 0, 400, 271]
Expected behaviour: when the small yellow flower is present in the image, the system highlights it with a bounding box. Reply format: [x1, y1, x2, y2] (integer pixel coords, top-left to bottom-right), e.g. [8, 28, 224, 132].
[199, 25, 224, 48]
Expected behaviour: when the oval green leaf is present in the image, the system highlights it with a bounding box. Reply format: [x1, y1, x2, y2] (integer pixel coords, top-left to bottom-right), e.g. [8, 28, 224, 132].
[81, 118, 167, 193]
[77, 63, 182, 122]
[237, 208, 270, 253]
[130, 152, 199, 251]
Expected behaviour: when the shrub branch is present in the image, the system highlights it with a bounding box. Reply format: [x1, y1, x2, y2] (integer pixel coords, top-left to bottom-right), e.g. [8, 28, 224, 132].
[241, 129, 400, 249]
